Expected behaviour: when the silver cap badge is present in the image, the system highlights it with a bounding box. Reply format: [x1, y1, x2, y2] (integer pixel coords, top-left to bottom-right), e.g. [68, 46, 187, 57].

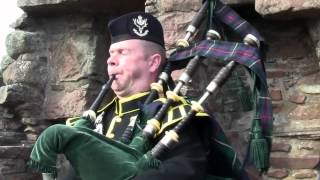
[132, 15, 149, 37]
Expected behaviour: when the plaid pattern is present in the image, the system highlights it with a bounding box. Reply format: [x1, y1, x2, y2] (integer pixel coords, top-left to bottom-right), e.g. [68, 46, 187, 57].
[205, 115, 250, 179]
[169, 39, 268, 87]
[213, 0, 264, 42]
[170, 40, 262, 77]
[169, 38, 273, 169]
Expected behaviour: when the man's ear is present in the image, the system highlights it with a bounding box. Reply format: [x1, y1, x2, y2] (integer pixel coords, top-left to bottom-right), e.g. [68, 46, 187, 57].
[148, 54, 162, 73]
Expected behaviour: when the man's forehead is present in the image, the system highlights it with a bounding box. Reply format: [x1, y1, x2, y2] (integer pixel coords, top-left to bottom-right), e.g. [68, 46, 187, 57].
[109, 39, 143, 50]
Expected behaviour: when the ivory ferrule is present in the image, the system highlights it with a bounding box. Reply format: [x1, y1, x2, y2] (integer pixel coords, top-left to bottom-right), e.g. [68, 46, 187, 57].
[191, 101, 204, 113]
[244, 34, 260, 48]
[160, 130, 179, 149]
[144, 119, 161, 138]
[166, 91, 180, 102]
[179, 72, 190, 84]
[207, 29, 221, 40]
[173, 83, 183, 94]
[206, 81, 218, 93]
[186, 25, 196, 34]
[151, 83, 163, 93]
[82, 110, 97, 122]
[159, 72, 169, 82]
[176, 39, 190, 48]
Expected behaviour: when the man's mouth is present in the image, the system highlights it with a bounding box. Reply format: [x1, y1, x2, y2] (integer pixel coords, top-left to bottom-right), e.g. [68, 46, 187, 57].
[109, 73, 120, 80]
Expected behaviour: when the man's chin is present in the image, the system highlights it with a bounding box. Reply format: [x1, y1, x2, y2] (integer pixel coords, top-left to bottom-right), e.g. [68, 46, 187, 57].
[112, 89, 127, 98]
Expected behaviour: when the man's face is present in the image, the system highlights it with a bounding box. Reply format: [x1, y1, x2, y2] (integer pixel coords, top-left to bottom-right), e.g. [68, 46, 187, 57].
[107, 39, 153, 98]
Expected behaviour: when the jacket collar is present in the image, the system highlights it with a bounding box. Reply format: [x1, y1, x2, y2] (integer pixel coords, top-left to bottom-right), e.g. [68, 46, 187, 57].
[115, 92, 149, 116]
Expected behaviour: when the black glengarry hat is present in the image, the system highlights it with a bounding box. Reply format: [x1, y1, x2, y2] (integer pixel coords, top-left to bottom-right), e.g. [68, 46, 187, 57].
[108, 11, 164, 47]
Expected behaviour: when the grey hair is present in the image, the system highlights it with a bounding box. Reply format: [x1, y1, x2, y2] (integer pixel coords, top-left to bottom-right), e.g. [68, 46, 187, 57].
[141, 40, 166, 71]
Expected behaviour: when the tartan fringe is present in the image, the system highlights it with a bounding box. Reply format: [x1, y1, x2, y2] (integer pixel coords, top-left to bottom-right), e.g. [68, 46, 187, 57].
[249, 137, 269, 172]
[248, 118, 269, 172]
[27, 159, 57, 178]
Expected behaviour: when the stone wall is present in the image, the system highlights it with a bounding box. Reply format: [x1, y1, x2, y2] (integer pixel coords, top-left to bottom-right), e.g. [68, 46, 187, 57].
[146, 0, 320, 179]
[0, 0, 320, 179]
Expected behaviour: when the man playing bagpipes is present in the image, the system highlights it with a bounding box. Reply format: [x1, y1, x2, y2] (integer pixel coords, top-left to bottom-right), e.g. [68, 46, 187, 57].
[28, 1, 273, 179]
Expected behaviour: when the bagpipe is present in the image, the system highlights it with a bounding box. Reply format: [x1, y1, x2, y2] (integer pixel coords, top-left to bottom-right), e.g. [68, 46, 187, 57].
[30, 0, 272, 179]
[83, 0, 271, 179]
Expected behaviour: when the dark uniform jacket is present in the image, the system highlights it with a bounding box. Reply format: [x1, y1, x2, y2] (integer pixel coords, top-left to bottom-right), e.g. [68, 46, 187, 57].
[92, 92, 209, 180]
[66, 92, 247, 180]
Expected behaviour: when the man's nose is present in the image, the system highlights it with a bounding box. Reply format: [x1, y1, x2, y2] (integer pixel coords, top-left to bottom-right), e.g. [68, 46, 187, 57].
[106, 56, 117, 66]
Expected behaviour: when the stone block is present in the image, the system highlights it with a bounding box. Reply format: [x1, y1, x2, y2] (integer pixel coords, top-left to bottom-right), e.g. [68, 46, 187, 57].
[17, 0, 145, 15]
[270, 89, 282, 101]
[145, 3, 158, 15]
[255, 0, 320, 19]
[0, 132, 26, 145]
[43, 88, 87, 120]
[297, 72, 320, 85]
[274, 119, 320, 137]
[221, 0, 254, 5]
[26, 133, 39, 142]
[0, 56, 15, 74]
[160, 12, 196, 49]
[0, 106, 15, 119]
[271, 138, 320, 155]
[270, 154, 320, 169]
[288, 103, 320, 121]
[0, 173, 41, 180]
[0, 146, 32, 159]
[267, 168, 289, 179]
[2, 59, 47, 88]
[160, 0, 200, 12]
[271, 101, 283, 113]
[298, 143, 315, 151]
[300, 61, 320, 76]
[271, 143, 291, 152]
[21, 118, 41, 126]
[267, 69, 287, 78]
[0, 159, 26, 174]
[5, 31, 43, 60]
[0, 119, 23, 131]
[49, 29, 107, 83]
[293, 169, 317, 179]
[299, 84, 320, 94]
[288, 93, 306, 104]
[0, 84, 43, 106]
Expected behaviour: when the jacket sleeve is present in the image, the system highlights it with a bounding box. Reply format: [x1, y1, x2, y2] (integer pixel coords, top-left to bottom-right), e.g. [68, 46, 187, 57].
[133, 124, 208, 180]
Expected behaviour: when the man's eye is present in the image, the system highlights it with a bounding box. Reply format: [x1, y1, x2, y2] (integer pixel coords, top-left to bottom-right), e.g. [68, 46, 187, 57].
[120, 49, 129, 55]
